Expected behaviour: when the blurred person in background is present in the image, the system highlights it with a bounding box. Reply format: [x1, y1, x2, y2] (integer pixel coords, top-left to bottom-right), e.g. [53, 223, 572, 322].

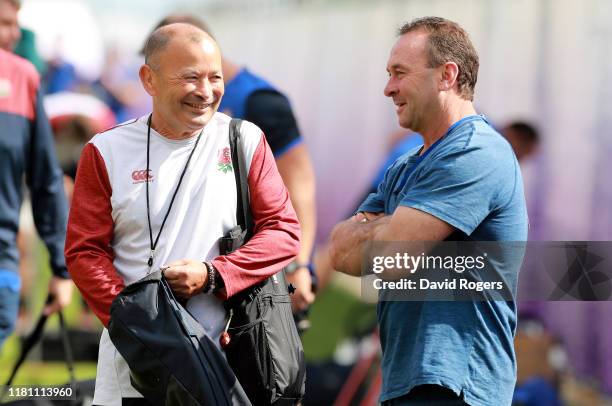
[314, 130, 423, 290]
[512, 315, 565, 406]
[503, 121, 557, 406]
[93, 45, 151, 123]
[0, 0, 73, 349]
[329, 17, 527, 406]
[44, 90, 118, 183]
[146, 14, 317, 320]
[44, 57, 79, 94]
[14, 27, 46, 74]
[502, 121, 540, 163]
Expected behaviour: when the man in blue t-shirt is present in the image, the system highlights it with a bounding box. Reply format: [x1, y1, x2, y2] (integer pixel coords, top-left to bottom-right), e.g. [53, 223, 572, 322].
[329, 17, 527, 406]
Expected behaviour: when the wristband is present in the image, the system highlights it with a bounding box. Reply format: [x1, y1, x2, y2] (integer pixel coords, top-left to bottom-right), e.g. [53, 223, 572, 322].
[285, 261, 310, 274]
[202, 262, 216, 293]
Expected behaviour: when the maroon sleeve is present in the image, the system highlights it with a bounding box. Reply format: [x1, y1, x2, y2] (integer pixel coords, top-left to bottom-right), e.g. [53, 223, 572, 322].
[65, 143, 124, 327]
[212, 134, 301, 298]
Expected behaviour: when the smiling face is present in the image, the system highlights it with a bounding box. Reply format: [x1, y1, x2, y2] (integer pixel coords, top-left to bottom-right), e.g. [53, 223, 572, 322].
[384, 30, 441, 132]
[140, 28, 224, 138]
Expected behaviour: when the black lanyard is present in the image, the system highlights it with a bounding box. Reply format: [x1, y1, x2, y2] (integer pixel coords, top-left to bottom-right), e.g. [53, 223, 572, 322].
[145, 114, 203, 269]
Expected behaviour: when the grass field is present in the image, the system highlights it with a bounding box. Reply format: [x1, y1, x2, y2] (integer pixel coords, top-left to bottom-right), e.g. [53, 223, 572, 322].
[302, 281, 377, 360]
[0, 243, 99, 385]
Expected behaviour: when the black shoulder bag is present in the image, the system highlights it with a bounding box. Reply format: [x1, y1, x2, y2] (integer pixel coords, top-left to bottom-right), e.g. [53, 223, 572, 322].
[219, 119, 306, 406]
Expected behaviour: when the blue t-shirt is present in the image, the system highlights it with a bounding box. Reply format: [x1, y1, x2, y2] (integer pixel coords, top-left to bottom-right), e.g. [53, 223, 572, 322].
[358, 115, 528, 406]
[0, 269, 20, 291]
[219, 68, 302, 157]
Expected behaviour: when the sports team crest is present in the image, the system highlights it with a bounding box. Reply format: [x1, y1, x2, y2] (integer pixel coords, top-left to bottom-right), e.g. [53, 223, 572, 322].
[217, 147, 233, 173]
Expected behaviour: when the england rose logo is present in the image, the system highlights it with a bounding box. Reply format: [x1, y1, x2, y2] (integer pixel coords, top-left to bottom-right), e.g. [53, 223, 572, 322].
[217, 147, 233, 173]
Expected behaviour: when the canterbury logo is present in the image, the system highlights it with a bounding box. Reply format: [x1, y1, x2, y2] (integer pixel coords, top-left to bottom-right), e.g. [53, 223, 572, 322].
[132, 169, 154, 184]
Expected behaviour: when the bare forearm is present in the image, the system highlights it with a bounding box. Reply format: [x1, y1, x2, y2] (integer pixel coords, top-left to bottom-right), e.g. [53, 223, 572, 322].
[329, 215, 388, 276]
[276, 144, 317, 264]
[287, 182, 316, 264]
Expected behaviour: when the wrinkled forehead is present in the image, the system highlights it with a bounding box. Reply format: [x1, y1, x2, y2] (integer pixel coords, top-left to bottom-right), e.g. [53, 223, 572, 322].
[158, 37, 222, 72]
[166, 35, 220, 56]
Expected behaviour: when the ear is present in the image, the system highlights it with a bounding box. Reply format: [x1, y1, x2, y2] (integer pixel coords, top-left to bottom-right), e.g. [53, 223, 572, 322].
[439, 62, 459, 92]
[139, 64, 156, 97]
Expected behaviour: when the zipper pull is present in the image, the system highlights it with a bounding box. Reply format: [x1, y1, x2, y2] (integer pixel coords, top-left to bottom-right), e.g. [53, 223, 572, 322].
[219, 309, 233, 349]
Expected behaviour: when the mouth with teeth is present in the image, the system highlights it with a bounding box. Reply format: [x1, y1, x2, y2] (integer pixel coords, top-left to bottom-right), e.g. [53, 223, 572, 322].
[184, 101, 212, 111]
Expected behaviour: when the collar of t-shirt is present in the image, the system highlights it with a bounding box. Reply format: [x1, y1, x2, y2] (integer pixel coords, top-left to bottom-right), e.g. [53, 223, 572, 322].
[397, 114, 486, 191]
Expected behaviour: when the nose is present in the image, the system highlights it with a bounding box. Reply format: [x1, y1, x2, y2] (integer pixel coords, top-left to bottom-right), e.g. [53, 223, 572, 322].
[384, 77, 396, 98]
[195, 78, 213, 101]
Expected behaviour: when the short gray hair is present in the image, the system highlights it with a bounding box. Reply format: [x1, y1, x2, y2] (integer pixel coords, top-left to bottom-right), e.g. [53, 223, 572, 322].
[142, 23, 206, 70]
[142, 29, 171, 69]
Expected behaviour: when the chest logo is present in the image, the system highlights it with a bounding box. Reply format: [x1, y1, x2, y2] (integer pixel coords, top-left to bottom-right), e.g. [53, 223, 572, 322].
[217, 147, 233, 173]
[132, 169, 154, 184]
[0, 78, 11, 98]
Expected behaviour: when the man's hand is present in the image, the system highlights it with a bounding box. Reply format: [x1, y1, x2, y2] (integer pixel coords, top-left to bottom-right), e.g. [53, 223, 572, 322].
[43, 276, 74, 316]
[164, 259, 208, 299]
[286, 267, 315, 312]
[329, 213, 389, 276]
[351, 211, 385, 223]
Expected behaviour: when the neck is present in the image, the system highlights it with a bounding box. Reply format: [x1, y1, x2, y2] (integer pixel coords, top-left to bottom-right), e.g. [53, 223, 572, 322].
[150, 111, 200, 140]
[222, 59, 241, 83]
[419, 98, 477, 152]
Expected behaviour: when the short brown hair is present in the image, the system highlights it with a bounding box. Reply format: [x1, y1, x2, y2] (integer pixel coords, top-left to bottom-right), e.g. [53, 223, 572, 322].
[399, 17, 479, 101]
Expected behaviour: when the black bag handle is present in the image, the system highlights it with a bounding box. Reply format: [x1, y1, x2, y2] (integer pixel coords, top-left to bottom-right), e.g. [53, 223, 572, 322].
[229, 119, 254, 239]
[1, 294, 76, 402]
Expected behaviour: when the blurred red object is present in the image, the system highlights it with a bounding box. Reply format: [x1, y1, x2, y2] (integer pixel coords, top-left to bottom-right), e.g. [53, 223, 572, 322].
[44, 91, 116, 135]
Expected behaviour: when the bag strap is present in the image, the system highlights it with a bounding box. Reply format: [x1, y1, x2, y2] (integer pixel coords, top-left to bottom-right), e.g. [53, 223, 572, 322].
[229, 119, 254, 239]
[1, 294, 76, 401]
[58, 311, 77, 393]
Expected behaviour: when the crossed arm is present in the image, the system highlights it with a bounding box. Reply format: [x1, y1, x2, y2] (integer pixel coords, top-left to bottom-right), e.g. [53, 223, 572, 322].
[329, 206, 455, 277]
